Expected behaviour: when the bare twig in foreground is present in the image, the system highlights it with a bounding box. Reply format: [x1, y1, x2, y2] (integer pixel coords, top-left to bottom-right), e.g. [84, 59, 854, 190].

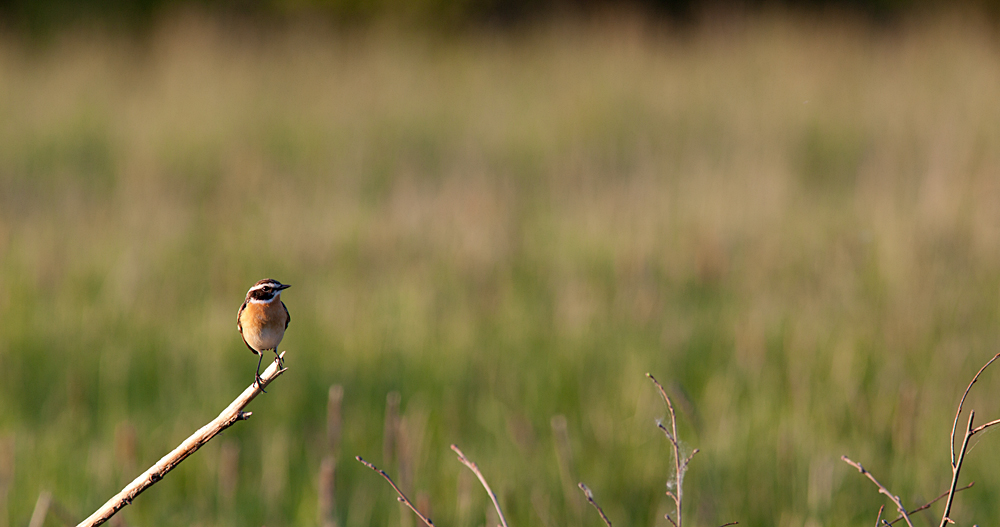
[577, 483, 612, 527]
[882, 482, 974, 526]
[647, 373, 697, 527]
[355, 456, 435, 527]
[841, 456, 914, 527]
[940, 353, 1000, 527]
[451, 444, 509, 527]
[76, 353, 288, 527]
[949, 353, 1000, 466]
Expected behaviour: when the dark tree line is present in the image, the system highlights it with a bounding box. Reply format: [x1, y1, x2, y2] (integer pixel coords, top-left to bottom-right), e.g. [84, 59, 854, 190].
[0, 0, 997, 34]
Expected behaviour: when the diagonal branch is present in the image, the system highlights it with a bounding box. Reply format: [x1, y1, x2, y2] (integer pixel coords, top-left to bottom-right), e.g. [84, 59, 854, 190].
[451, 444, 509, 527]
[76, 353, 288, 527]
[841, 456, 914, 527]
[970, 418, 1000, 435]
[577, 483, 612, 527]
[356, 456, 435, 527]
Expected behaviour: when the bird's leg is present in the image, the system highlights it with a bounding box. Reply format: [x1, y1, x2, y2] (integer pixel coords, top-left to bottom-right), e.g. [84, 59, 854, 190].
[254, 353, 267, 393]
[272, 348, 284, 366]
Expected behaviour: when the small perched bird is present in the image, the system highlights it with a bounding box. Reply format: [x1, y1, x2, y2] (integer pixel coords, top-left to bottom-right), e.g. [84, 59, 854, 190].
[237, 278, 291, 389]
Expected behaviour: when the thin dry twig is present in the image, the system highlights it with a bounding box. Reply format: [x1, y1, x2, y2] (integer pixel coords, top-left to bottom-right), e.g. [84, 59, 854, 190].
[882, 482, 974, 526]
[76, 353, 288, 527]
[647, 373, 697, 527]
[577, 483, 612, 527]
[356, 456, 435, 527]
[841, 456, 915, 527]
[949, 353, 1000, 467]
[451, 444, 509, 527]
[940, 353, 1000, 527]
[875, 505, 884, 527]
[716, 522, 739, 527]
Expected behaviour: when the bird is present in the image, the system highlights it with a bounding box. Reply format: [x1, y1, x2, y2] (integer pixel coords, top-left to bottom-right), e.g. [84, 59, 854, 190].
[237, 278, 291, 390]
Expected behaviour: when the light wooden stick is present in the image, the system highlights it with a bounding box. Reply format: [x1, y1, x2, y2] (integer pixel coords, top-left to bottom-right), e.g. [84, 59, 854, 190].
[76, 353, 288, 527]
[451, 444, 509, 527]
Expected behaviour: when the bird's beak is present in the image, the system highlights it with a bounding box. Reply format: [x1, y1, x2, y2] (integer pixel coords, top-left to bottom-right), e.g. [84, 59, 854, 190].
[277, 284, 291, 290]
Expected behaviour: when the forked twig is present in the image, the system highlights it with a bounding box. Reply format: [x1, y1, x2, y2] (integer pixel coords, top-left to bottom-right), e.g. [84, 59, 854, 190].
[356, 456, 435, 527]
[647, 373, 696, 527]
[882, 482, 973, 526]
[840, 456, 915, 527]
[577, 483, 612, 527]
[577, 375, 733, 527]
[76, 353, 288, 527]
[451, 444, 509, 527]
[846, 354, 1000, 527]
[940, 353, 1000, 527]
[949, 353, 1000, 467]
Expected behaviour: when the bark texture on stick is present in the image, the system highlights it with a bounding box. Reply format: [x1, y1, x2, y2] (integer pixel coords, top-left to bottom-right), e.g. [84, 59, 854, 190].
[76, 353, 288, 527]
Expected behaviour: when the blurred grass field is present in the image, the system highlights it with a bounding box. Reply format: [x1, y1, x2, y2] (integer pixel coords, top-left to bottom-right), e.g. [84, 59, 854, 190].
[3, 10, 1000, 527]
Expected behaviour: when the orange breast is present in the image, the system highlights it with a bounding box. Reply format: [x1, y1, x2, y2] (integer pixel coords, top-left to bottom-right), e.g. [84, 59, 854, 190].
[240, 298, 288, 352]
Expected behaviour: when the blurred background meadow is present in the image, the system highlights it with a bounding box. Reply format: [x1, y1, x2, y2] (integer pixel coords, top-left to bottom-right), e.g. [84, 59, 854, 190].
[4, 1, 1000, 526]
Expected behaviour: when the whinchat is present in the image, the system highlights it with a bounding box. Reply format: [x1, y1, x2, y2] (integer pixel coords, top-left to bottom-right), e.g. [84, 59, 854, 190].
[237, 278, 291, 389]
